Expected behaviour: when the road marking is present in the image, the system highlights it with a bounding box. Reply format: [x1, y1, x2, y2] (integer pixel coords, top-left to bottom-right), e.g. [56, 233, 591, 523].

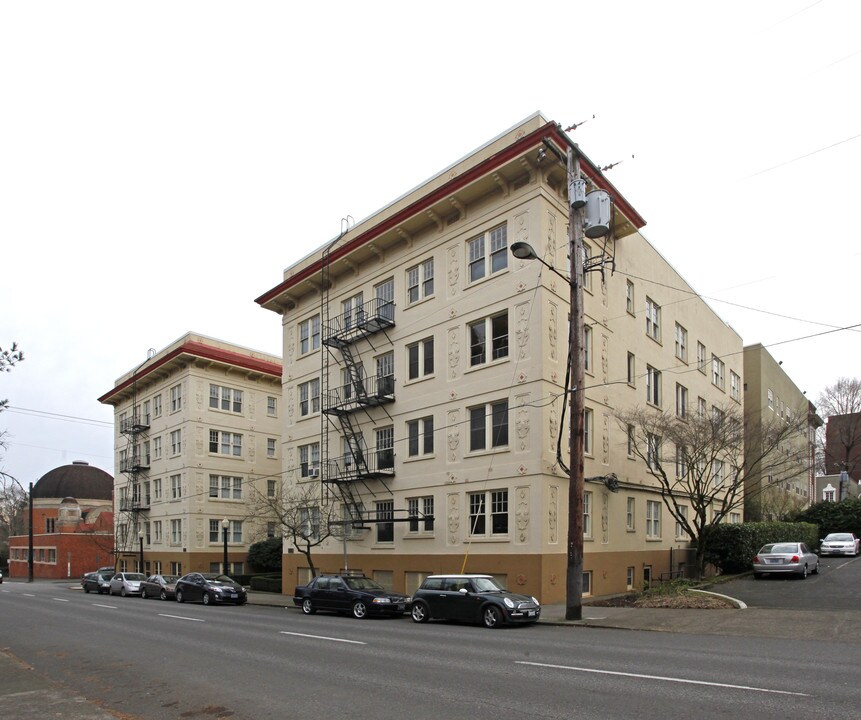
[22, 593, 35, 597]
[92, 604, 117, 609]
[159, 614, 205, 622]
[52, 598, 70, 602]
[515, 661, 811, 696]
[280, 631, 366, 645]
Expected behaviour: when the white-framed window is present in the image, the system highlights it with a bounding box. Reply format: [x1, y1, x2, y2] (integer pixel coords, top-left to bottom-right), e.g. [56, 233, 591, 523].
[627, 424, 635, 458]
[645, 297, 660, 341]
[170, 474, 182, 499]
[299, 507, 320, 541]
[582, 571, 592, 597]
[143, 399, 151, 425]
[153, 478, 162, 501]
[469, 399, 509, 452]
[646, 365, 661, 406]
[376, 425, 394, 471]
[646, 500, 661, 539]
[209, 475, 242, 500]
[626, 566, 635, 590]
[646, 433, 661, 470]
[824, 488, 835, 502]
[675, 444, 687, 478]
[267, 396, 277, 416]
[730, 512, 741, 524]
[626, 497, 635, 531]
[209, 519, 222, 543]
[299, 315, 321, 355]
[209, 384, 243, 414]
[267, 438, 277, 458]
[209, 430, 242, 457]
[169, 429, 182, 456]
[697, 396, 707, 417]
[375, 277, 395, 322]
[697, 342, 707, 374]
[407, 496, 434, 533]
[675, 323, 687, 362]
[712, 459, 724, 488]
[768, 388, 774, 410]
[227, 520, 242, 543]
[467, 223, 508, 283]
[152, 394, 162, 418]
[375, 499, 394, 543]
[153, 436, 162, 460]
[469, 312, 508, 366]
[583, 490, 593, 538]
[267, 480, 276, 498]
[676, 505, 689, 539]
[170, 519, 182, 545]
[468, 489, 508, 536]
[170, 384, 182, 412]
[584, 325, 592, 373]
[342, 292, 365, 330]
[267, 522, 277, 539]
[153, 520, 162, 543]
[376, 352, 395, 398]
[407, 337, 434, 380]
[730, 371, 741, 402]
[299, 442, 320, 478]
[407, 258, 434, 304]
[299, 378, 320, 416]
[407, 416, 434, 457]
[627, 352, 635, 386]
[676, 383, 688, 418]
[584, 408, 593, 455]
[712, 355, 725, 390]
[626, 280, 635, 315]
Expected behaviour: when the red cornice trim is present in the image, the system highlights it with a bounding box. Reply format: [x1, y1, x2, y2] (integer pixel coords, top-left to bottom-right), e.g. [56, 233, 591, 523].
[256, 121, 646, 306]
[98, 341, 281, 405]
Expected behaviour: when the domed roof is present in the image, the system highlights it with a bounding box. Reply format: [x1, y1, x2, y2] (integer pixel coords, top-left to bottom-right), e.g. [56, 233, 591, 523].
[31, 462, 113, 501]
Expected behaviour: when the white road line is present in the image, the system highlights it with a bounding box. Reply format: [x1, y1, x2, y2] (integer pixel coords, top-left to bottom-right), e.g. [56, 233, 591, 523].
[159, 614, 205, 622]
[515, 661, 811, 696]
[279, 631, 366, 645]
[22, 593, 35, 597]
[92, 604, 117, 609]
[52, 598, 70, 602]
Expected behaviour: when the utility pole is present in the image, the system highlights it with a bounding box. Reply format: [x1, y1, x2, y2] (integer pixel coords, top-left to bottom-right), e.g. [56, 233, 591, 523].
[28, 481, 34, 582]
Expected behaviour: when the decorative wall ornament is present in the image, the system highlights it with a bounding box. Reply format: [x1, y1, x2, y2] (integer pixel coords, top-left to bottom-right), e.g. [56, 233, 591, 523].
[447, 328, 459, 381]
[602, 413, 610, 465]
[248, 434, 256, 461]
[601, 334, 609, 383]
[447, 410, 460, 462]
[515, 394, 530, 451]
[548, 302, 558, 362]
[195, 426, 203, 456]
[195, 519, 203, 548]
[286, 327, 295, 367]
[516, 301, 530, 360]
[447, 245, 460, 297]
[602, 491, 609, 544]
[447, 493, 460, 545]
[516, 486, 529, 544]
[287, 387, 295, 424]
[549, 485, 558, 544]
[549, 406, 558, 454]
[547, 211, 557, 268]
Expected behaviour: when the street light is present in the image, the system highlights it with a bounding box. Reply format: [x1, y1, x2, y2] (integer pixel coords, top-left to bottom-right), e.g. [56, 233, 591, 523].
[221, 518, 230, 575]
[138, 530, 144, 574]
[510, 145, 586, 621]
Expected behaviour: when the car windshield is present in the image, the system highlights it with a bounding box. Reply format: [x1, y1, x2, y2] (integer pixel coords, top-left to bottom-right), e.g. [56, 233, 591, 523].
[205, 574, 235, 585]
[98, 572, 112, 580]
[472, 577, 505, 592]
[163, 575, 179, 583]
[124, 573, 146, 581]
[825, 534, 853, 542]
[344, 577, 385, 591]
[761, 544, 799, 554]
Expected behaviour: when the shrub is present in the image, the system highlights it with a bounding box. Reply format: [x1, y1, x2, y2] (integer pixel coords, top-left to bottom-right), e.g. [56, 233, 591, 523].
[250, 575, 282, 593]
[247, 537, 282, 573]
[792, 498, 861, 538]
[702, 521, 819, 573]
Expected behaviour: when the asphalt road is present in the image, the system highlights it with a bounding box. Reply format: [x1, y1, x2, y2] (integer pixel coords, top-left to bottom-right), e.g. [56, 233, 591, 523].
[2, 581, 860, 720]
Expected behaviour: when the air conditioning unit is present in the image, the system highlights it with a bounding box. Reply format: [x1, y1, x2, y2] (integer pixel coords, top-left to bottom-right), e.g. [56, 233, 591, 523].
[308, 468, 320, 478]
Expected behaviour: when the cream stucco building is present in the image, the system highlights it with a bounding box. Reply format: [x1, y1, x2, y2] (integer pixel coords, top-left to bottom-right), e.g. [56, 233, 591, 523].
[99, 333, 282, 576]
[258, 114, 744, 602]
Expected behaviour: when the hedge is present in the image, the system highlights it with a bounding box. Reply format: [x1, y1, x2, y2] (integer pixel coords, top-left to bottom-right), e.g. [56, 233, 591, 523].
[249, 574, 282, 593]
[702, 521, 819, 574]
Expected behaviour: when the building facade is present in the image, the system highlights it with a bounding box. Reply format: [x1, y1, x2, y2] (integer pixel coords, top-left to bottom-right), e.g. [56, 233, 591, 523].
[7, 461, 114, 579]
[98, 333, 282, 577]
[258, 114, 744, 602]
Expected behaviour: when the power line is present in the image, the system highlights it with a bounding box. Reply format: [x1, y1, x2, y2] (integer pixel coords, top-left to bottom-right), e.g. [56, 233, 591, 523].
[744, 131, 861, 179]
[7, 406, 113, 428]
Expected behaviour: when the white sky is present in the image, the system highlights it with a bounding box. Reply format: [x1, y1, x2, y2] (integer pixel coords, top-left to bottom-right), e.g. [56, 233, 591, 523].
[2, 1, 860, 487]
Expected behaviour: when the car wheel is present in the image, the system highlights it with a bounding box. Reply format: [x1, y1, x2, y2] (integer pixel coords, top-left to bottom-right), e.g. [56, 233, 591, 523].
[160, 589, 167, 601]
[84, 586, 90, 593]
[121, 587, 127, 597]
[483, 605, 502, 628]
[176, 590, 184, 603]
[800, 564, 809, 579]
[813, 561, 820, 575]
[411, 601, 429, 623]
[203, 592, 212, 606]
[141, 588, 148, 599]
[352, 600, 368, 619]
[301, 598, 316, 615]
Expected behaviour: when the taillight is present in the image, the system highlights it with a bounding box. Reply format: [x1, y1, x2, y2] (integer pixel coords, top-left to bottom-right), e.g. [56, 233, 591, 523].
[752, 556, 760, 564]
[790, 555, 800, 563]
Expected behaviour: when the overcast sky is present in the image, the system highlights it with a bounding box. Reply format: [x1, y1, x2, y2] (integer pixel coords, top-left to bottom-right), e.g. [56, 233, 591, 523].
[2, 1, 860, 487]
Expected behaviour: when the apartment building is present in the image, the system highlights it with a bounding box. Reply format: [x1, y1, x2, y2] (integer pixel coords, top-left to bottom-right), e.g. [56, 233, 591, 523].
[99, 333, 282, 577]
[742, 343, 819, 520]
[257, 113, 743, 602]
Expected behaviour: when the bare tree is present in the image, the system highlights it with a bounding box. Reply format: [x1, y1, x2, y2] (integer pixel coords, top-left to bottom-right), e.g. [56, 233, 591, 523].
[616, 402, 809, 577]
[817, 377, 861, 478]
[247, 478, 337, 579]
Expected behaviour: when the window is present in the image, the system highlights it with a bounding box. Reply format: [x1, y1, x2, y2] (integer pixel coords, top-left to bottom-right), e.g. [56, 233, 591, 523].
[676, 505, 689, 539]
[469, 312, 508, 366]
[209, 430, 242, 456]
[376, 500, 394, 543]
[143, 399, 151, 425]
[675, 444, 687, 478]
[267, 480, 276, 498]
[730, 512, 741, 524]
[646, 433, 661, 470]
[712, 459, 724, 488]
[676, 383, 688, 418]
[584, 325, 592, 373]
[697, 396, 707, 417]
[468, 489, 508, 536]
[226, 520, 242, 543]
[376, 352, 394, 396]
[170, 519, 182, 545]
[299, 378, 320, 416]
[170, 474, 182, 500]
[646, 365, 661, 406]
[375, 278, 395, 322]
[267, 522, 277, 538]
[627, 566, 635, 590]
[46, 518, 56, 533]
[583, 491, 593, 538]
[170, 384, 182, 412]
[267, 396, 277, 416]
[627, 424, 635, 457]
[407, 496, 434, 533]
[697, 342, 707, 374]
[209, 519, 221, 543]
[646, 500, 661, 539]
[627, 352, 635, 386]
[170, 429, 182, 456]
[824, 489, 835, 502]
[298, 315, 321, 354]
[299, 506, 320, 540]
[153, 520, 162, 543]
[584, 408, 593, 455]
[675, 323, 687, 362]
[209, 384, 243, 413]
[626, 497, 635, 531]
[299, 442, 320, 478]
[209, 475, 242, 500]
[153, 478, 162, 501]
[407, 416, 434, 457]
[730, 371, 741, 402]
[645, 297, 660, 341]
[267, 438, 277, 458]
[768, 388, 774, 410]
[153, 436, 162, 460]
[712, 355, 725, 390]
[342, 292, 365, 330]
[626, 280, 635, 315]
[467, 223, 508, 283]
[376, 426, 394, 471]
[407, 337, 434, 380]
[407, 258, 434, 304]
[153, 394, 162, 418]
[469, 400, 509, 452]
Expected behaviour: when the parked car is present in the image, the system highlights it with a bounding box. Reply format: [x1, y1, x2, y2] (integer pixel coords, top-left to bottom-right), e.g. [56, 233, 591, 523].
[140, 574, 180, 600]
[109, 572, 146, 597]
[752, 542, 819, 579]
[819, 533, 860, 556]
[0, 569, 3, 583]
[410, 574, 540, 628]
[293, 574, 410, 618]
[174, 573, 247, 605]
[81, 570, 113, 594]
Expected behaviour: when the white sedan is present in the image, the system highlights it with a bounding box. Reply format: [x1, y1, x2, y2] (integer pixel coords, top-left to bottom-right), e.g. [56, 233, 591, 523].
[819, 533, 860, 556]
[109, 572, 146, 597]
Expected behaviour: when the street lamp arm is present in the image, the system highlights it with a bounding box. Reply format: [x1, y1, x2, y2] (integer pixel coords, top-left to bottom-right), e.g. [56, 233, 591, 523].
[510, 241, 571, 284]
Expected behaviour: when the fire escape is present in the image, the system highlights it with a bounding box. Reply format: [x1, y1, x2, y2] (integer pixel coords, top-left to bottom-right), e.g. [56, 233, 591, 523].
[117, 403, 149, 568]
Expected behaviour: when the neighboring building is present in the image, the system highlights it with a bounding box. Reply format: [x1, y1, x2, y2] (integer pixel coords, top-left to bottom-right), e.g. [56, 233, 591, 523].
[257, 113, 744, 602]
[98, 333, 282, 577]
[742, 344, 817, 520]
[814, 472, 861, 503]
[7, 461, 114, 579]
[823, 412, 861, 482]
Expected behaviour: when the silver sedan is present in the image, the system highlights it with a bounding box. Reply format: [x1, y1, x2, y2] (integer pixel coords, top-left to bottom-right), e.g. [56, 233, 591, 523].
[109, 572, 146, 597]
[752, 542, 819, 579]
[819, 533, 860, 556]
